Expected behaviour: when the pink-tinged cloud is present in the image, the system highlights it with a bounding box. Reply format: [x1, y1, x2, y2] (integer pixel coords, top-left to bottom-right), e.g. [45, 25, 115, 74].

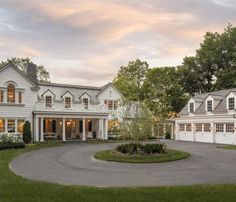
[0, 0, 235, 85]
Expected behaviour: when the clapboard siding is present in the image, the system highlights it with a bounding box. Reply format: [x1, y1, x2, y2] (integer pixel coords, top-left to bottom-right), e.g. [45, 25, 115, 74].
[0, 65, 38, 122]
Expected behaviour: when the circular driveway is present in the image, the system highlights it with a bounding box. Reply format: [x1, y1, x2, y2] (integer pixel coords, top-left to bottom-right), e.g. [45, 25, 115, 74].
[10, 140, 236, 187]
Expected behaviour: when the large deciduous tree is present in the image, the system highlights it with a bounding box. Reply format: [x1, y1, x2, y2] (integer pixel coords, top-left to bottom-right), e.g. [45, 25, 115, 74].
[113, 59, 148, 101]
[0, 57, 50, 82]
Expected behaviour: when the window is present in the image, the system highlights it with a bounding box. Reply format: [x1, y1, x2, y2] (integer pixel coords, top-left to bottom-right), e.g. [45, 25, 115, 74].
[7, 84, 15, 103]
[45, 96, 52, 108]
[83, 98, 89, 109]
[179, 124, 185, 131]
[226, 123, 234, 133]
[215, 123, 224, 132]
[65, 97, 71, 108]
[17, 120, 24, 133]
[189, 102, 194, 113]
[207, 100, 213, 112]
[0, 119, 5, 132]
[108, 100, 113, 110]
[204, 123, 211, 132]
[186, 124, 192, 132]
[88, 120, 92, 132]
[8, 119, 15, 133]
[228, 98, 235, 110]
[18, 92, 22, 104]
[195, 124, 202, 132]
[0, 91, 3, 103]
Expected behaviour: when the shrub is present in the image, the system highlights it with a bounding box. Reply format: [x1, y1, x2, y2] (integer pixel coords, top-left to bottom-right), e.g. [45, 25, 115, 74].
[23, 121, 32, 143]
[117, 143, 167, 154]
[165, 132, 171, 139]
[0, 133, 25, 150]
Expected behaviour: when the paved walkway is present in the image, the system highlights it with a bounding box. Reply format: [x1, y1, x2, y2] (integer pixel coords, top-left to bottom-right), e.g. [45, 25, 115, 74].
[10, 140, 236, 187]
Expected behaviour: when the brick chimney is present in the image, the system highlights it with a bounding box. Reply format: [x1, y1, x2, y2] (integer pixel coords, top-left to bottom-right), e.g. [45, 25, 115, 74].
[27, 63, 37, 84]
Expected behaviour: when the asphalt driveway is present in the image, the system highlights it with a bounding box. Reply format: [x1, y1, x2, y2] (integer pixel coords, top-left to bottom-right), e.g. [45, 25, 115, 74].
[10, 140, 236, 187]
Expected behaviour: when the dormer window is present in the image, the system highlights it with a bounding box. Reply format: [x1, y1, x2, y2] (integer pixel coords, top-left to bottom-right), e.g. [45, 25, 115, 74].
[189, 102, 194, 113]
[207, 100, 213, 112]
[65, 97, 71, 108]
[228, 97, 235, 110]
[83, 98, 89, 109]
[7, 84, 15, 103]
[46, 96, 52, 108]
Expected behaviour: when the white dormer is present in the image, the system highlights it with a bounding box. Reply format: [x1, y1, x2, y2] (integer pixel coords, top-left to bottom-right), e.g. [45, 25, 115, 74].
[188, 98, 195, 114]
[41, 89, 55, 108]
[61, 91, 74, 109]
[226, 91, 236, 111]
[205, 94, 222, 112]
[80, 92, 91, 110]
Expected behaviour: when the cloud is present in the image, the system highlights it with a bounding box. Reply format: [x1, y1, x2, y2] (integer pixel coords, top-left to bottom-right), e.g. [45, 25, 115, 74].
[0, 0, 235, 85]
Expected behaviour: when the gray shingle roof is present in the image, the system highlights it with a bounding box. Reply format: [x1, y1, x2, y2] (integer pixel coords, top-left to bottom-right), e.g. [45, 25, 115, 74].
[179, 88, 236, 116]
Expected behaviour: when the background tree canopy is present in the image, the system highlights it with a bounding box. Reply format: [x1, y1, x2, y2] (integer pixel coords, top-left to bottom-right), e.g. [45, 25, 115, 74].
[0, 57, 50, 82]
[113, 24, 236, 119]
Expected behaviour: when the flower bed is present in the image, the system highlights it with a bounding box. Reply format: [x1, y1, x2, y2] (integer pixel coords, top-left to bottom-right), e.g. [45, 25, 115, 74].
[0, 133, 25, 150]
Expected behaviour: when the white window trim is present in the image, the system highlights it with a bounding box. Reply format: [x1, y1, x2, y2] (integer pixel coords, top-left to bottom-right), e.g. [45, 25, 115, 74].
[226, 95, 236, 111]
[205, 97, 214, 112]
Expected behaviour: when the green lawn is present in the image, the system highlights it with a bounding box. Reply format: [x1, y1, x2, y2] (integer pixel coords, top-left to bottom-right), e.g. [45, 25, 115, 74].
[94, 149, 190, 163]
[218, 145, 236, 150]
[1, 144, 236, 202]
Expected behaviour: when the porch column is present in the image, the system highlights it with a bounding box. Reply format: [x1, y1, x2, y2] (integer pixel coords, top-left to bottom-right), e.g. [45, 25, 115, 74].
[35, 116, 39, 142]
[211, 122, 215, 143]
[62, 118, 66, 141]
[15, 119, 18, 133]
[5, 118, 8, 133]
[104, 118, 108, 140]
[170, 123, 174, 139]
[82, 118, 86, 140]
[191, 122, 195, 142]
[40, 117, 44, 142]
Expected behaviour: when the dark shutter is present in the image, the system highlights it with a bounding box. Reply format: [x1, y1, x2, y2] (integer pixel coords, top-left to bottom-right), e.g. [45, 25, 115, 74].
[52, 120, 56, 133]
[43, 119, 46, 133]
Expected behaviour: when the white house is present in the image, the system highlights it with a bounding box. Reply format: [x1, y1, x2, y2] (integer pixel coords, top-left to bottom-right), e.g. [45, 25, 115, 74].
[173, 89, 236, 145]
[0, 63, 123, 142]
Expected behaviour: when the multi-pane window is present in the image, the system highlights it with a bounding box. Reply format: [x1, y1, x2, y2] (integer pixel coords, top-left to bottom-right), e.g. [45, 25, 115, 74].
[189, 102, 194, 113]
[204, 123, 211, 132]
[195, 123, 202, 132]
[108, 100, 113, 110]
[105, 100, 118, 110]
[65, 97, 71, 108]
[17, 120, 25, 133]
[207, 100, 213, 112]
[226, 123, 234, 133]
[186, 124, 192, 132]
[0, 119, 5, 133]
[179, 124, 185, 131]
[7, 84, 15, 103]
[228, 98, 235, 110]
[83, 98, 89, 109]
[8, 119, 15, 133]
[18, 92, 22, 104]
[0, 91, 3, 103]
[215, 123, 224, 132]
[45, 96, 52, 108]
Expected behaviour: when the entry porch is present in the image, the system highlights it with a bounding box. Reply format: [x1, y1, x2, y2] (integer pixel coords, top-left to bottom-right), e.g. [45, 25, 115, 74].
[33, 113, 108, 142]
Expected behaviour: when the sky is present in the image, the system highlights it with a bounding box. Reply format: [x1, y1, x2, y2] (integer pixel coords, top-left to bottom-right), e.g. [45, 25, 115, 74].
[0, 0, 236, 86]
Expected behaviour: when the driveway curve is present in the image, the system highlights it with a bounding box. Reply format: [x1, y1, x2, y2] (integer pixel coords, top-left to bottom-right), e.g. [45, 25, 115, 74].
[10, 140, 236, 187]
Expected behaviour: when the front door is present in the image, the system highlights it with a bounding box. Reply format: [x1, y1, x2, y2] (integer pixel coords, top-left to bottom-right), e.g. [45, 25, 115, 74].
[66, 121, 72, 139]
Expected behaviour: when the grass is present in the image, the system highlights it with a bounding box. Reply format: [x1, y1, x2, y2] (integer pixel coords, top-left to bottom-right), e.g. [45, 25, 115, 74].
[0, 144, 236, 202]
[218, 145, 236, 150]
[94, 149, 190, 163]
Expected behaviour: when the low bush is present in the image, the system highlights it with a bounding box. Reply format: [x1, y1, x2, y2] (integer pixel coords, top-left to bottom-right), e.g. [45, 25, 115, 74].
[0, 133, 25, 150]
[116, 143, 167, 155]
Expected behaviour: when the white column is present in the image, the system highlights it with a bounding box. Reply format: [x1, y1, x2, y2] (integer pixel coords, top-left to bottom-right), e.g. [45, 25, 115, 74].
[62, 118, 66, 141]
[211, 122, 215, 143]
[82, 118, 86, 140]
[5, 118, 8, 133]
[100, 118, 104, 139]
[35, 116, 39, 142]
[174, 122, 178, 140]
[15, 119, 18, 133]
[191, 122, 195, 142]
[104, 118, 108, 140]
[40, 117, 44, 142]
[170, 123, 174, 139]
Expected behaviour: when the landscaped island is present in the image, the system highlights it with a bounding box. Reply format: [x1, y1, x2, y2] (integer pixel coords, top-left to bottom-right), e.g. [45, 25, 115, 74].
[94, 143, 190, 163]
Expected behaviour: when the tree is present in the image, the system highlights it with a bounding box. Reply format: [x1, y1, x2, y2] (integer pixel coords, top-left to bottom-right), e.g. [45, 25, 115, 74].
[0, 57, 50, 82]
[23, 121, 32, 143]
[143, 67, 188, 118]
[179, 24, 236, 95]
[113, 59, 149, 101]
